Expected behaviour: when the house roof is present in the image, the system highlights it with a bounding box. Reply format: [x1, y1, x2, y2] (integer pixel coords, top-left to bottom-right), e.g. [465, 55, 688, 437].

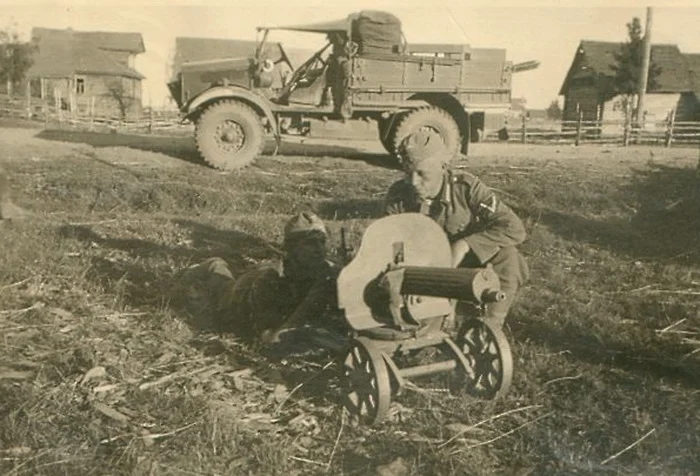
[560, 40, 695, 95]
[28, 28, 145, 79]
[686, 53, 700, 97]
[78, 31, 145, 54]
[32, 28, 145, 54]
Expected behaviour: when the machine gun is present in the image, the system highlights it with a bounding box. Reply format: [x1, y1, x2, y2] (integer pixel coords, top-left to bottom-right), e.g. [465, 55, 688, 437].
[335, 213, 513, 424]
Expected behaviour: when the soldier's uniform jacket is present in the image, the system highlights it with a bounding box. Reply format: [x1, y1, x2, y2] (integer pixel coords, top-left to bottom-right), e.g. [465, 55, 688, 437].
[183, 256, 338, 338]
[385, 170, 526, 264]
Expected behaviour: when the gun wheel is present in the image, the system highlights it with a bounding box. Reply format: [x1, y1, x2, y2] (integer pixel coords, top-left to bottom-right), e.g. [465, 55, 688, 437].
[341, 337, 391, 425]
[195, 100, 264, 170]
[455, 319, 513, 399]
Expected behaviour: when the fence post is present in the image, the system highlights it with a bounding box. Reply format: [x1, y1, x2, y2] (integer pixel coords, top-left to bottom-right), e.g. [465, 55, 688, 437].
[148, 106, 153, 135]
[25, 83, 31, 120]
[665, 108, 675, 148]
[56, 90, 62, 127]
[69, 91, 76, 120]
[575, 111, 582, 146]
[521, 114, 526, 144]
[43, 98, 48, 128]
[89, 96, 95, 131]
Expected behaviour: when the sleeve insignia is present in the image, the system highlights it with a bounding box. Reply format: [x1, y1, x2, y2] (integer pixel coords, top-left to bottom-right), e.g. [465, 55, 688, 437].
[479, 195, 498, 213]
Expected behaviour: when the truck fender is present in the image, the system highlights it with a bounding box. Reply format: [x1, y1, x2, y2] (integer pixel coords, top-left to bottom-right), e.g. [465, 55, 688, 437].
[185, 86, 279, 137]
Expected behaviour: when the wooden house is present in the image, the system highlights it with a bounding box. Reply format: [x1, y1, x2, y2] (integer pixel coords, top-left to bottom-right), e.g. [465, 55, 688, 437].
[26, 28, 145, 118]
[559, 40, 700, 126]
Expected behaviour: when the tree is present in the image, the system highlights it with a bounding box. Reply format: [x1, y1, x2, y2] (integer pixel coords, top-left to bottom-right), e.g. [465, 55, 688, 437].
[0, 25, 35, 97]
[545, 100, 562, 120]
[609, 17, 661, 113]
[107, 80, 134, 119]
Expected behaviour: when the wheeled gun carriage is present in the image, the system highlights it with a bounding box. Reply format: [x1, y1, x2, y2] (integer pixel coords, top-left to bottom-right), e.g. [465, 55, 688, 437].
[332, 213, 513, 424]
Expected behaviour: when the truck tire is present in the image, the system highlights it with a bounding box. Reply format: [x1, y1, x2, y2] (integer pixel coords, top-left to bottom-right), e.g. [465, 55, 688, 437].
[195, 100, 265, 170]
[391, 107, 461, 162]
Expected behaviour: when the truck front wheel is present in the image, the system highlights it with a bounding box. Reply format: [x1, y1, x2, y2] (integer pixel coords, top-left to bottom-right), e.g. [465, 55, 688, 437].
[391, 107, 461, 162]
[195, 100, 265, 170]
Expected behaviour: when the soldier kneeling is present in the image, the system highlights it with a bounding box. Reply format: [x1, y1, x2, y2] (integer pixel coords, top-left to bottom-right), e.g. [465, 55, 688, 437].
[182, 212, 338, 344]
[385, 131, 529, 328]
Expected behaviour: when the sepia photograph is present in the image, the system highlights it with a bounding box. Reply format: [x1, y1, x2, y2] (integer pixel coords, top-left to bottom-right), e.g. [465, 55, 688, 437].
[1, 0, 699, 474]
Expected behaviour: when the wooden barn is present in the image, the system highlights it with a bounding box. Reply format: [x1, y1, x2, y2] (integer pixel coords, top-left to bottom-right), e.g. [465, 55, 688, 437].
[559, 40, 700, 126]
[26, 28, 146, 118]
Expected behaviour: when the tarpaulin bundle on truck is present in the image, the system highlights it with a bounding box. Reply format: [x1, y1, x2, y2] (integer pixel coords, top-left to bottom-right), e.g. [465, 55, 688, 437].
[351, 10, 402, 55]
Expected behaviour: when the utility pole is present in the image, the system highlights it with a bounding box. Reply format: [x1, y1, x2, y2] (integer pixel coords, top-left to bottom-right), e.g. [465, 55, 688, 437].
[636, 7, 653, 125]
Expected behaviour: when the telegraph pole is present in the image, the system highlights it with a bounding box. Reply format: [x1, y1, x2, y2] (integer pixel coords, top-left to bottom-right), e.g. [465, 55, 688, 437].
[636, 7, 653, 125]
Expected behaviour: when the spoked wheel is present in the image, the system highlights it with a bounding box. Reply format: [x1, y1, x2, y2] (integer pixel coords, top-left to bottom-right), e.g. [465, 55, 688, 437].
[341, 337, 392, 425]
[455, 319, 513, 399]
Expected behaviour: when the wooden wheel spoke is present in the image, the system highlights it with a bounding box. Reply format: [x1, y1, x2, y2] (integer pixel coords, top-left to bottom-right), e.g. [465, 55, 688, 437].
[473, 371, 490, 391]
[352, 346, 363, 365]
[461, 330, 479, 352]
[366, 392, 377, 411]
[358, 396, 367, 415]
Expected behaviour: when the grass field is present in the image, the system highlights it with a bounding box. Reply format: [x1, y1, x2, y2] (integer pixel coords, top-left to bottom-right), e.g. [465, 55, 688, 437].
[1, 126, 699, 475]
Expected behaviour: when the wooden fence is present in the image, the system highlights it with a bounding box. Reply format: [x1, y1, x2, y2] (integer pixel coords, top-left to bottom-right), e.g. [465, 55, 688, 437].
[1, 93, 699, 146]
[0, 94, 190, 135]
[506, 111, 700, 147]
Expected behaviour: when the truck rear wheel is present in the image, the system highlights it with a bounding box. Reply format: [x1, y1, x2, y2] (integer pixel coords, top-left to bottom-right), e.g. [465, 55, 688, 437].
[391, 107, 461, 162]
[377, 115, 402, 154]
[195, 100, 265, 170]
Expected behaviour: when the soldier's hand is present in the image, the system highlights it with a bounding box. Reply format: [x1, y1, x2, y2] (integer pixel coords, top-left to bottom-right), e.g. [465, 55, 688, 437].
[450, 240, 470, 267]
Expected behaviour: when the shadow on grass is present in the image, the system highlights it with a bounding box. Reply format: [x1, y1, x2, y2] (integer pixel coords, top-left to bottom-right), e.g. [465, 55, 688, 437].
[274, 140, 399, 170]
[316, 197, 385, 220]
[58, 220, 278, 331]
[541, 163, 700, 265]
[510, 319, 700, 390]
[35, 128, 400, 171]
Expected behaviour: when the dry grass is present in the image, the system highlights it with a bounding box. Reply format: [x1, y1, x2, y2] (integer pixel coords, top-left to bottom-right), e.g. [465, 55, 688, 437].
[1, 127, 699, 475]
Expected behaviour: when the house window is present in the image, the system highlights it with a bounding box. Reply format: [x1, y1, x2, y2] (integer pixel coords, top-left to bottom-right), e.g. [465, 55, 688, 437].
[76, 77, 85, 95]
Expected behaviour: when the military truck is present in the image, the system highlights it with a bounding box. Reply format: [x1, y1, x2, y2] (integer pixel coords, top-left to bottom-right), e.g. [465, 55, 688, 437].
[168, 11, 534, 170]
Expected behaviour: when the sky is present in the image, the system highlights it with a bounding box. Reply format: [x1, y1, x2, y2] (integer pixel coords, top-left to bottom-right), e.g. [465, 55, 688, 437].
[2, 0, 700, 110]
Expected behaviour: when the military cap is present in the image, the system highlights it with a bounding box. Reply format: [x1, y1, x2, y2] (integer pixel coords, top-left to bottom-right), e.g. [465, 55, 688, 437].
[284, 212, 327, 240]
[399, 130, 447, 166]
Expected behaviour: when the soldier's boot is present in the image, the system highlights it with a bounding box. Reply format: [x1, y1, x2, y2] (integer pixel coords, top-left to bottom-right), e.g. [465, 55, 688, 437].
[181, 257, 236, 311]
